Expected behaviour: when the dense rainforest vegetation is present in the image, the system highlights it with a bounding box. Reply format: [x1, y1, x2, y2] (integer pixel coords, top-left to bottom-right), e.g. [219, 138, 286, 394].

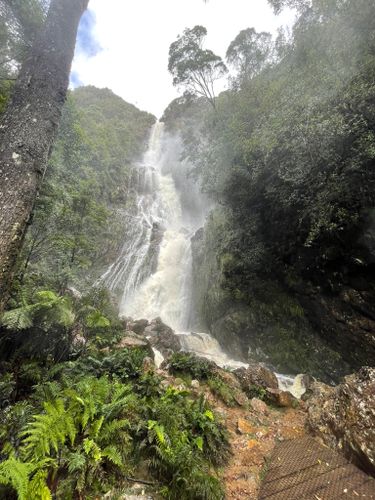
[0, 0, 375, 497]
[0, 3, 230, 497]
[163, 0, 375, 382]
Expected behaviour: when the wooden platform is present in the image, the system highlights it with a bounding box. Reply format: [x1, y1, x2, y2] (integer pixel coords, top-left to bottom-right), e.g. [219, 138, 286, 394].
[259, 437, 375, 499]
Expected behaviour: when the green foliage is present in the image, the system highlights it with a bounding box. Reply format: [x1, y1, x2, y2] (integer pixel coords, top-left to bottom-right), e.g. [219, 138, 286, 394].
[0, 357, 230, 499]
[226, 28, 272, 84]
[167, 0, 375, 376]
[144, 391, 228, 498]
[246, 385, 267, 401]
[168, 353, 214, 380]
[12, 87, 155, 295]
[207, 376, 238, 407]
[2, 291, 74, 331]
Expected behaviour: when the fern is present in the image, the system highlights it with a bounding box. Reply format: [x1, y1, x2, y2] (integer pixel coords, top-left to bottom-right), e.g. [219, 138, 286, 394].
[67, 451, 86, 473]
[27, 469, 52, 500]
[0, 458, 33, 500]
[21, 399, 76, 459]
[102, 445, 123, 467]
[83, 438, 102, 461]
[1, 290, 75, 332]
[1, 305, 35, 330]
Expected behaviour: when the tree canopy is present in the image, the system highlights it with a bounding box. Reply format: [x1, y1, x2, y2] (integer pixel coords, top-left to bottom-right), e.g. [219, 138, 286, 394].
[168, 25, 227, 109]
[226, 27, 272, 84]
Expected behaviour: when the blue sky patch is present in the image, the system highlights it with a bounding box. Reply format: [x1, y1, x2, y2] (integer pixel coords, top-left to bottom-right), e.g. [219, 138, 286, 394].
[76, 10, 102, 58]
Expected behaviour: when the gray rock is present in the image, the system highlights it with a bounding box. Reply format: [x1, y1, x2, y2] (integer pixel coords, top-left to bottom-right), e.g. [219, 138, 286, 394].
[127, 319, 149, 335]
[234, 363, 279, 394]
[146, 317, 182, 357]
[265, 387, 298, 408]
[307, 367, 375, 475]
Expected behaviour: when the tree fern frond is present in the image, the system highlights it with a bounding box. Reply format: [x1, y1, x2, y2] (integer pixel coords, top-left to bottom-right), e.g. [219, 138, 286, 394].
[1, 305, 35, 330]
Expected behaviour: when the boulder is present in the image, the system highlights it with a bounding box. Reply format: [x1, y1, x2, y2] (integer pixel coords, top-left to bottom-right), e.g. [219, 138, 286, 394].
[116, 331, 154, 358]
[117, 332, 149, 349]
[265, 387, 297, 408]
[234, 364, 279, 395]
[145, 317, 181, 357]
[306, 367, 375, 475]
[127, 319, 149, 335]
[250, 398, 269, 415]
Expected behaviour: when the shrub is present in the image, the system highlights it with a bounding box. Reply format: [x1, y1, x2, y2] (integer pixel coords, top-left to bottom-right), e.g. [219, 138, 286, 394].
[168, 353, 214, 380]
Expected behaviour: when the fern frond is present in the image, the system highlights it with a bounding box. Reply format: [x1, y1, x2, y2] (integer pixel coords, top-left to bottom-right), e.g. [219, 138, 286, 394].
[27, 469, 52, 500]
[1, 305, 35, 330]
[67, 451, 86, 473]
[100, 419, 130, 440]
[0, 457, 33, 500]
[89, 416, 104, 439]
[102, 446, 123, 467]
[21, 399, 76, 459]
[83, 438, 102, 461]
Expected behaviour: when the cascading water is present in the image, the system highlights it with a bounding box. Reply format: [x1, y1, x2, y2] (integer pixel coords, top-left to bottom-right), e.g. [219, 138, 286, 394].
[100, 122, 305, 398]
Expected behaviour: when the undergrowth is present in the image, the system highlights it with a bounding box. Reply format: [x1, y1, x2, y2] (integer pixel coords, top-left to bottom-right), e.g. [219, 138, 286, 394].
[0, 290, 230, 499]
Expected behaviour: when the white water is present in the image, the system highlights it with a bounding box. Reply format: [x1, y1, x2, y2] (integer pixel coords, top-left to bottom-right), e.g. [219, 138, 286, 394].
[101, 122, 305, 399]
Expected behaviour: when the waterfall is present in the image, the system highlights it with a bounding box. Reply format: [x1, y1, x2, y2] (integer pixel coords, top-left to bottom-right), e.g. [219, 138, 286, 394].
[100, 122, 305, 399]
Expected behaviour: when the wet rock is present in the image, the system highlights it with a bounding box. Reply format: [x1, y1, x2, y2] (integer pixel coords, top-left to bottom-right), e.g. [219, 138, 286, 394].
[65, 286, 82, 300]
[234, 364, 279, 394]
[301, 377, 332, 402]
[117, 332, 149, 349]
[127, 319, 149, 335]
[214, 368, 242, 390]
[232, 391, 248, 407]
[306, 367, 375, 475]
[250, 398, 269, 415]
[145, 317, 181, 357]
[72, 328, 86, 347]
[116, 331, 154, 358]
[265, 387, 297, 408]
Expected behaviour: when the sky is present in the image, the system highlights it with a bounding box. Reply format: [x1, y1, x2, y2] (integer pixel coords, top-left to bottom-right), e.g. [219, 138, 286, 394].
[71, 0, 295, 118]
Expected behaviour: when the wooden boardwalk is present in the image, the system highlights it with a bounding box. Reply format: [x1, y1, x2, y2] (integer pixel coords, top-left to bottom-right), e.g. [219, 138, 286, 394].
[259, 437, 375, 499]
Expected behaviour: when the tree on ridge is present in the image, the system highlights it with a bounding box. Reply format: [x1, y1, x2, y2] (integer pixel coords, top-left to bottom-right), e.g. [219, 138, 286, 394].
[168, 25, 227, 109]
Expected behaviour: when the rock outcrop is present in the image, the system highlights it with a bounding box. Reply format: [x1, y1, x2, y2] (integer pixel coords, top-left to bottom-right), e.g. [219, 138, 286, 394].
[306, 367, 375, 475]
[234, 364, 279, 393]
[144, 317, 182, 358]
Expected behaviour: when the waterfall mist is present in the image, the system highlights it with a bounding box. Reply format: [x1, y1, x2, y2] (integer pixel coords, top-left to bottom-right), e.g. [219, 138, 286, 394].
[99, 122, 303, 397]
[100, 122, 208, 330]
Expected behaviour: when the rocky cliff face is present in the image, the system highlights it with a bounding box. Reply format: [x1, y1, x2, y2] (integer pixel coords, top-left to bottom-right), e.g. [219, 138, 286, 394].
[306, 367, 375, 476]
[191, 219, 375, 384]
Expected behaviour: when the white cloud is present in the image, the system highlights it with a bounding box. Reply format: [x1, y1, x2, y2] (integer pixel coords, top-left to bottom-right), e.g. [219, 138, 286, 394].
[71, 0, 295, 117]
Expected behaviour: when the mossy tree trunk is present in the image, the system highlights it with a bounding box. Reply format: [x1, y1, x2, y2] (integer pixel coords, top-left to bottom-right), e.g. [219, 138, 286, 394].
[0, 0, 89, 312]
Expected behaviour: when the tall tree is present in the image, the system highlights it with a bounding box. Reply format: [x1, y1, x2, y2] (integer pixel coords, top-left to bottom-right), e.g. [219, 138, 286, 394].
[168, 25, 227, 109]
[226, 28, 272, 83]
[0, 0, 89, 312]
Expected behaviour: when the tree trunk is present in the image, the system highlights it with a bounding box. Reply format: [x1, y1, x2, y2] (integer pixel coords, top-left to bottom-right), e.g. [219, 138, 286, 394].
[0, 0, 89, 312]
